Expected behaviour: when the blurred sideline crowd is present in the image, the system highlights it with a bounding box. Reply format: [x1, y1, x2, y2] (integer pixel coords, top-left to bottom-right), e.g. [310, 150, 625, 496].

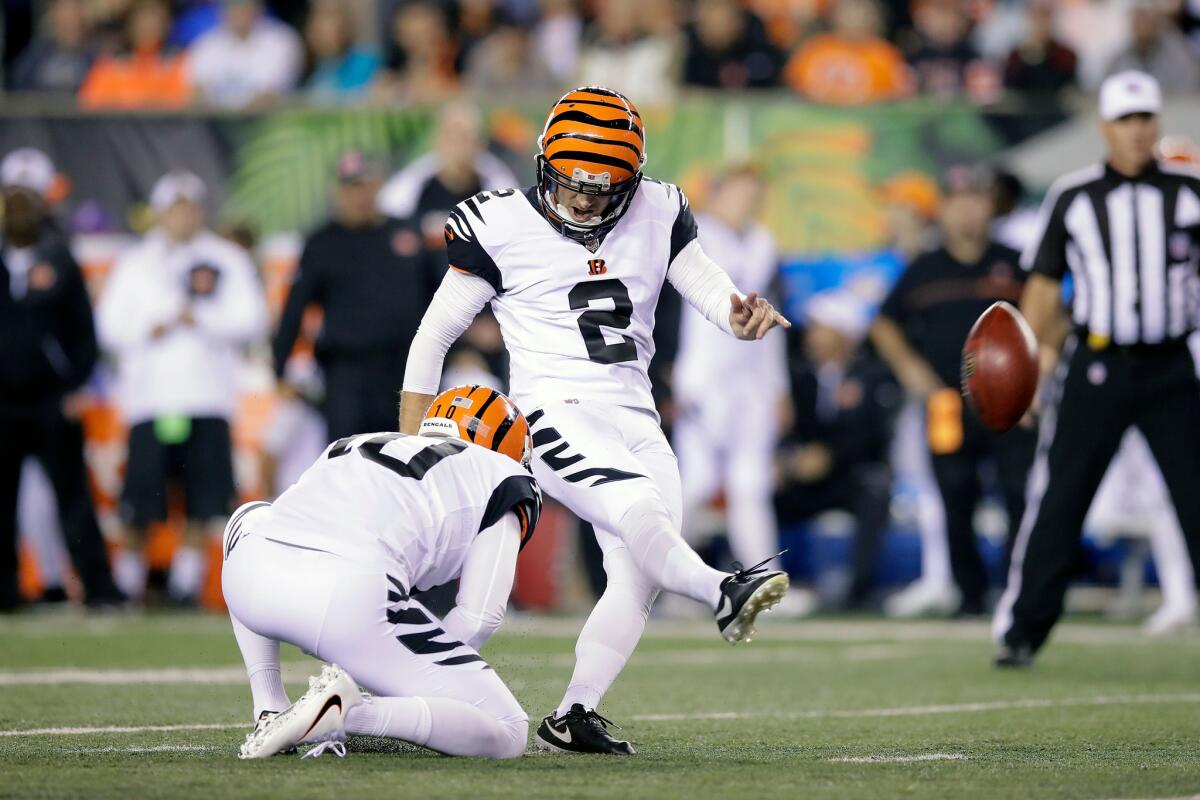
[4, 88, 1199, 633]
[2, 0, 1200, 108]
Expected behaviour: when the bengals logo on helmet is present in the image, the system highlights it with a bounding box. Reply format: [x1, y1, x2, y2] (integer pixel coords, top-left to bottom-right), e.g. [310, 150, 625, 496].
[420, 385, 532, 469]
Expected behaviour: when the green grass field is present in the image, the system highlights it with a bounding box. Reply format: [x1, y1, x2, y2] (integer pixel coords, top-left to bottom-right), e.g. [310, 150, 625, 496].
[1, 611, 1198, 800]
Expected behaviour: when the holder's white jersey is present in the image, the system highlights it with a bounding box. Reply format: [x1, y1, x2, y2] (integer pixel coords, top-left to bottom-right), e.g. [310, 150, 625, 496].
[251, 433, 540, 592]
[444, 181, 698, 412]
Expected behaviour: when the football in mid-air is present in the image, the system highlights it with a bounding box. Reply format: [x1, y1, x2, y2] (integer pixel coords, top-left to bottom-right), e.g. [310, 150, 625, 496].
[961, 301, 1038, 432]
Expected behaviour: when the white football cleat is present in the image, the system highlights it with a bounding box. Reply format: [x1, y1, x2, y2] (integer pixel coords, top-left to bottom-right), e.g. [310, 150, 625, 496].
[239, 664, 362, 759]
[1142, 604, 1198, 637]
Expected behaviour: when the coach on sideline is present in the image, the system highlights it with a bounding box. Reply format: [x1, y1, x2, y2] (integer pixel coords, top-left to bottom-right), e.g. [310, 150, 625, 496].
[994, 71, 1200, 666]
[273, 151, 434, 440]
[871, 165, 1034, 619]
[0, 148, 122, 611]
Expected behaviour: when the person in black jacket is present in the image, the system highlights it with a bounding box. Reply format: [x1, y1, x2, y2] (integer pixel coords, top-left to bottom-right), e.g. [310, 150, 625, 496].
[273, 151, 436, 441]
[871, 165, 1036, 617]
[774, 290, 900, 609]
[0, 148, 121, 611]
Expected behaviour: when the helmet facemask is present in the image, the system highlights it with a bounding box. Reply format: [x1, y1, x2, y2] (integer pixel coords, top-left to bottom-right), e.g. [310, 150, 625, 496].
[533, 87, 647, 250]
[536, 155, 642, 247]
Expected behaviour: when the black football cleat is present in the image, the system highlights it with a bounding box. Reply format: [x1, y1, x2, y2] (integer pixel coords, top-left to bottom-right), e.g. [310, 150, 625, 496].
[993, 642, 1034, 669]
[83, 584, 128, 610]
[716, 553, 790, 644]
[535, 705, 636, 755]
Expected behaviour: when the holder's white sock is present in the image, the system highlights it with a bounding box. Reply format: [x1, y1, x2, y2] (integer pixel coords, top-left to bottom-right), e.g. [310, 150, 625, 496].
[229, 616, 290, 719]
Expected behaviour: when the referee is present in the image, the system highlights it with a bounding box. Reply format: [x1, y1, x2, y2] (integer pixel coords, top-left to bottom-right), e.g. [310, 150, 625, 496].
[994, 71, 1200, 666]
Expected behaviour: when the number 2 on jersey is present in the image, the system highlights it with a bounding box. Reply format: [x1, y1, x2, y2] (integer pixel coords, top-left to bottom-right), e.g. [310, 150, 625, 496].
[328, 433, 467, 479]
[569, 278, 637, 365]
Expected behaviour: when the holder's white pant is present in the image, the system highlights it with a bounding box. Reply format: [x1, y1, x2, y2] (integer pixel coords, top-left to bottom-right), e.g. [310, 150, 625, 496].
[221, 505, 526, 755]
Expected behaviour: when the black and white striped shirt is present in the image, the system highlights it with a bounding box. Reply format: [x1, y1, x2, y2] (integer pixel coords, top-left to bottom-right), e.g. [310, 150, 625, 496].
[1023, 161, 1200, 345]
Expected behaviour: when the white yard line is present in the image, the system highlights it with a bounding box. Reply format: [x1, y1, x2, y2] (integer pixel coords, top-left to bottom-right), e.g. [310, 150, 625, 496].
[3, 693, 1198, 739]
[4, 614, 1196, 649]
[72, 745, 217, 754]
[0, 723, 243, 738]
[0, 664, 318, 686]
[0, 667, 251, 686]
[506, 617, 1200, 647]
[0, 645, 922, 686]
[628, 693, 1200, 722]
[829, 753, 969, 764]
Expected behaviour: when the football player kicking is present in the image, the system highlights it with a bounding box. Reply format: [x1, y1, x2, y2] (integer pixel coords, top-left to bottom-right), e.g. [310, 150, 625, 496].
[398, 87, 793, 755]
[222, 386, 540, 759]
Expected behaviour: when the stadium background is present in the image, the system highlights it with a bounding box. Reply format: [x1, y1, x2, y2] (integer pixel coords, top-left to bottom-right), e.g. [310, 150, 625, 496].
[1, 0, 1198, 613]
[4, 3, 1200, 798]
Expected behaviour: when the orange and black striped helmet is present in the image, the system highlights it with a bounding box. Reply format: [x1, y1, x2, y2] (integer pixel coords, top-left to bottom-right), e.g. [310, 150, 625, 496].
[535, 86, 646, 244]
[419, 385, 532, 469]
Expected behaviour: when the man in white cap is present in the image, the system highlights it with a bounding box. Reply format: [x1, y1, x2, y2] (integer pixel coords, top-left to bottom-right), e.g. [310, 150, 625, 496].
[97, 170, 267, 605]
[995, 70, 1200, 665]
[0, 147, 123, 611]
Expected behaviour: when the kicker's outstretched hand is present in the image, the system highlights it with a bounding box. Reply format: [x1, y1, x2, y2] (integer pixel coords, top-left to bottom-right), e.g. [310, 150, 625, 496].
[729, 292, 791, 340]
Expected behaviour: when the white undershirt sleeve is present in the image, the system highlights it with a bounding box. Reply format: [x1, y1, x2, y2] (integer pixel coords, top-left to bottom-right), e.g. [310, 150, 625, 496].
[667, 239, 740, 336]
[442, 512, 522, 651]
[402, 268, 498, 395]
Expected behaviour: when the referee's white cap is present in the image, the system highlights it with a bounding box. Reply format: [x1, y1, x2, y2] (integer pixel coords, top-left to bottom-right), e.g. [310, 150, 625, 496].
[1099, 70, 1162, 121]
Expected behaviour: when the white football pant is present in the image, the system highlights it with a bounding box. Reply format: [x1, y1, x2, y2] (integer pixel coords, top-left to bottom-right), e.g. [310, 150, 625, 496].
[222, 504, 527, 759]
[527, 401, 727, 715]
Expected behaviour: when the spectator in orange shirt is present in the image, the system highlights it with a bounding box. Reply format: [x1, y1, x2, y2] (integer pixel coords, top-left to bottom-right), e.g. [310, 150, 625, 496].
[78, 0, 191, 110]
[784, 0, 912, 105]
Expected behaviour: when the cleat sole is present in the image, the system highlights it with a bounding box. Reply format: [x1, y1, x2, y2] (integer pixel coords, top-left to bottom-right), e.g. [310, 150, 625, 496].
[534, 735, 573, 754]
[722, 574, 789, 645]
[534, 732, 636, 755]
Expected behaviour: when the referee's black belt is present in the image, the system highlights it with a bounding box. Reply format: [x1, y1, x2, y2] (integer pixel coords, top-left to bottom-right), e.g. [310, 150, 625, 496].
[1073, 327, 1193, 353]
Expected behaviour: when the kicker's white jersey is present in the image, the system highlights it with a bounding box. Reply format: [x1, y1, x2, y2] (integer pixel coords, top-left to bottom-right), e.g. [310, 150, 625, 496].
[444, 180, 698, 413]
[248, 433, 540, 592]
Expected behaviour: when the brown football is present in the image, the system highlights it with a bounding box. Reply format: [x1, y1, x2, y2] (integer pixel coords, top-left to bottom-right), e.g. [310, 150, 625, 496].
[961, 301, 1038, 432]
